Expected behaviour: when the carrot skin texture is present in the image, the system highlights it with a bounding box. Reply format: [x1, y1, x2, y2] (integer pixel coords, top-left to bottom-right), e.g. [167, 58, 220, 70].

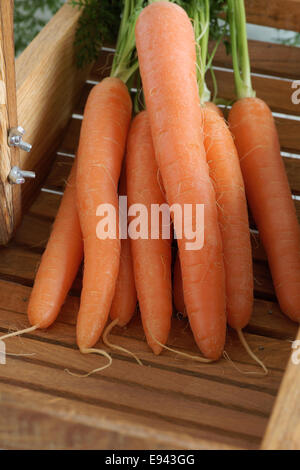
[127, 111, 172, 354]
[110, 166, 137, 326]
[76, 77, 132, 349]
[28, 161, 83, 328]
[229, 97, 300, 322]
[204, 104, 253, 329]
[136, 2, 226, 359]
[203, 101, 223, 118]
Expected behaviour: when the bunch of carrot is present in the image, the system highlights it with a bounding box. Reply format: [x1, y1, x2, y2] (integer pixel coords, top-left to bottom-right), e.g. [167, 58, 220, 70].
[3, 0, 299, 370]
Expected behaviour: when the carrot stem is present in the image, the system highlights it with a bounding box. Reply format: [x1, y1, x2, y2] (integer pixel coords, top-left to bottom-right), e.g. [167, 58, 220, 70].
[228, 0, 255, 99]
[110, 0, 143, 84]
[187, 0, 211, 103]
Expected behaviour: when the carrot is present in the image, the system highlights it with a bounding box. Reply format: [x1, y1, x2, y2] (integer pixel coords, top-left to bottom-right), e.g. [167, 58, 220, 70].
[183, 1, 253, 329]
[76, 77, 132, 350]
[228, 0, 300, 322]
[136, 1, 226, 359]
[229, 99, 300, 322]
[126, 111, 172, 354]
[110, 165, 137, 327]
[172, 93, 253, 332]
[27, 160, 83, 329]
[204, 103, 253, 329]
[167, 1, 265, 374]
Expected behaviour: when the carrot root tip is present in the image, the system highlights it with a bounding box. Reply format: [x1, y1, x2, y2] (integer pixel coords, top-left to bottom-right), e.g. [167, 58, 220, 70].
[223, 329, 268, 377]
[103, 318, 143, 366]
[237, 329, 268, 376]
[147, 326, 214, 364]
[0, 324, 40, 341]
[0, 324, 40, 358]
[65, 348, 112, 378]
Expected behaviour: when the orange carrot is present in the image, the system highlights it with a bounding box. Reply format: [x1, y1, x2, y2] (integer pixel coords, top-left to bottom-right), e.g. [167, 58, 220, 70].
[229, 98, 300, 322]
[28, 160, 83, 328]
[177, 2, 252, 330]
[136, 2, 226, 359]
[76, 77, 132, 350]
[110, 165, 137, 327]
[126, 111, 172, 354]
[204, 103, 253, 329]
[228, 0, 300, 322]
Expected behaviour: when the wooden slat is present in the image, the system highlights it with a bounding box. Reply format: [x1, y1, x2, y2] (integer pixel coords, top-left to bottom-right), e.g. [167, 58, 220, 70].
[207, 69, 300, 117]
[210, 39, 300, 80]
[0, 382, 235, 450]
[0, 0, 21, 244]
[13, 213, 52, 250]
[274, 117, 300, 154]
[247, 299, 298, 341]
[283, 157, 300, 195]
[44, 154, 73, 192]
[15, 3, 91, 212]
[59, 118, 82, 155]
[245, 0, 300, 31]
[0, 344, 268, 449]
[29, 191, 61, 220]
[261, 327, 300, 449]
[0, 244, 40, 286]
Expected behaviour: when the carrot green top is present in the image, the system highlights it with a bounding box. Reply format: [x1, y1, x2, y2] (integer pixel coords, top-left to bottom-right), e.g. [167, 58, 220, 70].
[110, 0, 144, 85]
[187, 0, 211, 103]
[185, 0, 230, 105]
[227, 0, 255, 99]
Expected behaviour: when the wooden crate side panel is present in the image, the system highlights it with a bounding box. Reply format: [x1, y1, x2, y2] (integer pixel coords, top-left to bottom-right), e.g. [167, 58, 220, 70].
[210, 39, 300, 80]
[0, 0, 21, 244]
[15, 3, 91, 212]
[261, 328, 300, 450]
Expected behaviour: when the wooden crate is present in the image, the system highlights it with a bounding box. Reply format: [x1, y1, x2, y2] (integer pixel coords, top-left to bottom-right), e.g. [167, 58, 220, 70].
[0, 2, 299, 450]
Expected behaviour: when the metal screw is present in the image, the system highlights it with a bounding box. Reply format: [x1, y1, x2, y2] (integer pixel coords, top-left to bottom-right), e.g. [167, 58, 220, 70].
[8, 166, 36, 185]
[8, 126, 32, 152]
